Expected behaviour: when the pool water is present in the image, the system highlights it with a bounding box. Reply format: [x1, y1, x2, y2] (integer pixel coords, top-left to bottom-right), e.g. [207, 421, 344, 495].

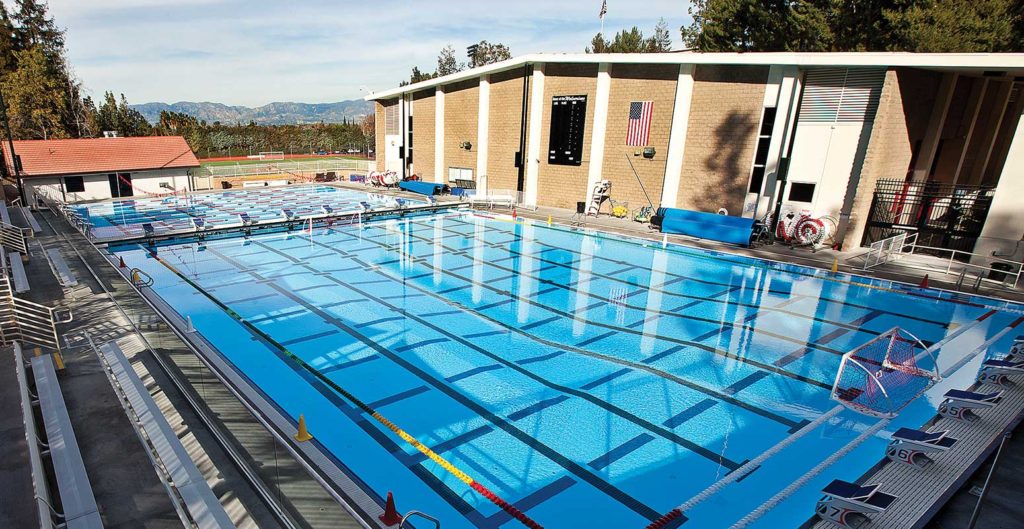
[74, 184, 418, 239]
[110, 211, 1024, 529]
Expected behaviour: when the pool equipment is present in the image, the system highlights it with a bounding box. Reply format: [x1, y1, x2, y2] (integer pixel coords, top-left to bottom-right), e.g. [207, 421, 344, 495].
[587, 180, 611, 216]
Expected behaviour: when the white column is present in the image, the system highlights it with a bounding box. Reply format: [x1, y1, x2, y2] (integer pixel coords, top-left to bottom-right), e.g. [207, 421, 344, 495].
[975, 102, 1024, 263]
[524, 64, 546, 206]
[659, 64, 695, 209]
[969, 80, 1014, 184]
[434, 86, 446, 184]
[476, 74, 491, 194]
[757, 66, 800, 218]
[584, 63, 612, 207]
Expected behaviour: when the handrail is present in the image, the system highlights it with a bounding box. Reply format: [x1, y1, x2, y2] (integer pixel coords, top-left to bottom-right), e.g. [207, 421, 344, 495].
[0, 273, 72, 352]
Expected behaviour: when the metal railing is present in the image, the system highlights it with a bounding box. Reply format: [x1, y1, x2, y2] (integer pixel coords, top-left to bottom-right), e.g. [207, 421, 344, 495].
[0, 220, 32, 254]
[862, 231, 917, 270]
[0, 273, 73, 352]
[861, 230, 1023, 289]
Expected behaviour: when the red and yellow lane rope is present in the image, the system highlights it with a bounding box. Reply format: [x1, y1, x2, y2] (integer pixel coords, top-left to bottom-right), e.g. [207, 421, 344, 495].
[142, 251, 545, 529]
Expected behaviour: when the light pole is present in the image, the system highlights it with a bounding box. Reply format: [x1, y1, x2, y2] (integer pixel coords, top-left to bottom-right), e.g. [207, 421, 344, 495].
[0, 86, 25, 205]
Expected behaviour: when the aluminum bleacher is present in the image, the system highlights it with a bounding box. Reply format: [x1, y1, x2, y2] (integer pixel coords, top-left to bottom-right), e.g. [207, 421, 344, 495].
[97, 340, 235, 529]
[15, 344, 104, 529]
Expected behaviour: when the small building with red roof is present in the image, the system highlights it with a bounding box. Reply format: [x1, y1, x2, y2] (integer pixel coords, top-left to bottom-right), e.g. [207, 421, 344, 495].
[1, 135, 200, 203]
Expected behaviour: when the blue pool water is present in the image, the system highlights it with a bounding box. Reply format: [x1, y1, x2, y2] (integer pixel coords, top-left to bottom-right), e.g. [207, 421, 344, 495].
[74, 184, 418, 239]
[109, 211, 1024, 529]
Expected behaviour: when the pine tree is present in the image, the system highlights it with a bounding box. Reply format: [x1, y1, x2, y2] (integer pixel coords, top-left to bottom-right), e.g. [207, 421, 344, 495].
[0, 4, 16, 74]
[1, 46, 67, 138]
[647, 18, 673, 52]
[436, 45, 463, 76]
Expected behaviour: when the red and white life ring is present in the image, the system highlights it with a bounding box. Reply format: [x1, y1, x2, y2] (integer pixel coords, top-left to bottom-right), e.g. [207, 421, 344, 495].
[794, 217, 826, 245]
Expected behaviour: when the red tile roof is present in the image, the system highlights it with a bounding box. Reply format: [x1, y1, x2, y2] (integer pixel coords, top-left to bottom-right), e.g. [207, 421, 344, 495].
[1, 136, 200, 178]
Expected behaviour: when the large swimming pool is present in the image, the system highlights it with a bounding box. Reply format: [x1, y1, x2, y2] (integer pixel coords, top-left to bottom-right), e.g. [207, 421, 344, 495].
[108, 210, 1024, 529]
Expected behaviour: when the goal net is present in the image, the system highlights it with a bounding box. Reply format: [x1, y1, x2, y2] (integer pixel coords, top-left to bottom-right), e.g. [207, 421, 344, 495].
[258, 151, 285, 161]
[831, 327, 940, 418]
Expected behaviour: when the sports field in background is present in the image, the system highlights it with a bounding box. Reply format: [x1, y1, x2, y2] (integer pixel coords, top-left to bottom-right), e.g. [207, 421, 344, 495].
[200, 154, 369, 167]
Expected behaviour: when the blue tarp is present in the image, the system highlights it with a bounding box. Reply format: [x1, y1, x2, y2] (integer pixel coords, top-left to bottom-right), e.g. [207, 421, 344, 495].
[399, 180, 446, 196]
[655, 207, 754, 246]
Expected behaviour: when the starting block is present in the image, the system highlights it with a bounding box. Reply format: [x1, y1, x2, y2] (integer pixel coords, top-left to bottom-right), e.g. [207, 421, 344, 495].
[938, 389, 1003, 422]
[191, 217, 207, 231]
[886, 427, 958, 468]
[322, 204, 334, 215]
[1009, 336, 1023, 359]
[815, 480, 897, 529]
[282, 209, 299, 222]
[359, 201, 372, 212]
[977, 358, 1024, 387]
[239, 212, 254, 226]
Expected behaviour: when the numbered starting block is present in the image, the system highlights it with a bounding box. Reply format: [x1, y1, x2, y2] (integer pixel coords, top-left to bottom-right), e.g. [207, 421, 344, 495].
[938, 389, 1003, 422]
[977, 358, 1024, 387]
[886, 427, 958, 468]
[1009, 336, 1023, 359]
[815, 480, 897, 529]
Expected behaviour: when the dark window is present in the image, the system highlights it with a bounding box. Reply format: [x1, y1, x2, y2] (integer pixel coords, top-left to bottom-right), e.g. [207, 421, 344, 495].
[108, 173, 133, 197]
[788, 182, 816, 202]
[754, 137, 771, 165]
[547, 95, 587, 166]
[759, 107, 777, 136]
[747, 166, 766, 194]
[64, 175, 85, 193]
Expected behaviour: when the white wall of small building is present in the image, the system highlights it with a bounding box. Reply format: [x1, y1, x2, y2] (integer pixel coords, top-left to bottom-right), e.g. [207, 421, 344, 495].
[23, 167, 192, 204]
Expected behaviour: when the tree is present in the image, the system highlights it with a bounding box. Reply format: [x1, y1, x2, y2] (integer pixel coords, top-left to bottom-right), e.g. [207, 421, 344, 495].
[647, 18, 673, 52]
[95, 92, 151, 136]
[0, 4, 16, 74]
[1, 46, 67, 139]
[887, 0, 1019, 52]
[586, 21, 676, 53]
[681, 0, 1022, 52]
[680, 0, 831, 52]
[436, 44, 463, 76]
[468, 40, 511, 67]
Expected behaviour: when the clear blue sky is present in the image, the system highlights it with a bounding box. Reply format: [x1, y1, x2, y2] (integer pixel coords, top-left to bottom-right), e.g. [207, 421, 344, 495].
[44, 0, 689, 106]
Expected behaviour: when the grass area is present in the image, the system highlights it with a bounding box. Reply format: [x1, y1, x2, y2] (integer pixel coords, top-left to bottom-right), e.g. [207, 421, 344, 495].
[200, 155, 367, 167]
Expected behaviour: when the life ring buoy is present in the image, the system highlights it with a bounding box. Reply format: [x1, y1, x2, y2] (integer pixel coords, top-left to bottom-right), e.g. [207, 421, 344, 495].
[794, 217, 826, 245]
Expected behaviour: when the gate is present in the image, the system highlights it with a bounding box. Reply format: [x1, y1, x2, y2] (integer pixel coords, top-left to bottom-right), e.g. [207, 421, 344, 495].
[862, 179, 995, 257]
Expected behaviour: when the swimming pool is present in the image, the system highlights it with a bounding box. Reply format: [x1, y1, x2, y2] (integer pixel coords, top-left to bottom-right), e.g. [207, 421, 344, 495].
[73, 184, 420, 239]
[109, 211, 1024, 528]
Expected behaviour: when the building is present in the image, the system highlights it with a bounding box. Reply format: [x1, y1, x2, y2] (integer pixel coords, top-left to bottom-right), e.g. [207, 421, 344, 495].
[366, 52, 1024, 262]
[2, 136, 200, 204]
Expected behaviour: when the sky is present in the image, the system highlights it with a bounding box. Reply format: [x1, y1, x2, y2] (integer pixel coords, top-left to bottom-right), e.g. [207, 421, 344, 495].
[39, 0, 689, 107]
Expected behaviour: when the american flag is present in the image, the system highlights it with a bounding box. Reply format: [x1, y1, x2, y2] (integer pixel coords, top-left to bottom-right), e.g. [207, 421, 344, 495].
[599, 0, 607, 19]
[626, 101, 653, 146]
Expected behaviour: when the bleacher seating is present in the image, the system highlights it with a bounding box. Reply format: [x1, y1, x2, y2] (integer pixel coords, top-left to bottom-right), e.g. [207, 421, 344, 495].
[28, 351, 103, 529]
[97, 341, 234, 529]
[10, 251, 29, 293]
[45, 248, 78, 287]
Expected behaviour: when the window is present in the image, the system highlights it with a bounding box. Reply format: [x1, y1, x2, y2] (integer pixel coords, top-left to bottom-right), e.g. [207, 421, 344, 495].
[788, 182, 816, 203]
[64, 175, 85, 193]
[747, 107, 777, 193]
[547, 95, 587, 166]
[448, 167, 473, 183]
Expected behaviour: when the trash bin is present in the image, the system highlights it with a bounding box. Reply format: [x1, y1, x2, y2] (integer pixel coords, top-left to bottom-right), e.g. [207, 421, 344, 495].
[989, 262, 1012, 282]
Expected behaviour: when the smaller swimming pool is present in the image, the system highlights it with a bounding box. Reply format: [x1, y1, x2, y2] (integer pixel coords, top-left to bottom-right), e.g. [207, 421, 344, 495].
[73, 184, 422, 240]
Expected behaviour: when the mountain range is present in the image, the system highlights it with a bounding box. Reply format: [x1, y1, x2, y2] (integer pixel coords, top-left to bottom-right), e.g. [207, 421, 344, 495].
[130, 99, 374, 125]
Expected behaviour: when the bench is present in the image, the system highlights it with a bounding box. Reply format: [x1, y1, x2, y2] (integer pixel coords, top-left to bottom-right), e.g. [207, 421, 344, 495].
[10, 251, 30, 293]
[13, 343, 59, 529]
[98, 341, 235, 529]
[31, 353, 104, 529]
[20, 207, 42, 233]
[468, 193, 514, 209]
[652, 207, 756, 246]
[45, 248, 78, 287]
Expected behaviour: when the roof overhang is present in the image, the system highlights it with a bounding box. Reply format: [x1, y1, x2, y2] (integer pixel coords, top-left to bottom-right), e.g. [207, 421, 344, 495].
[365, 51, 1024, 101]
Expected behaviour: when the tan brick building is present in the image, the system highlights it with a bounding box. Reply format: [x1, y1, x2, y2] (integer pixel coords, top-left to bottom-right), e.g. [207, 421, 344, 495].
[367, 52, 1024, 263]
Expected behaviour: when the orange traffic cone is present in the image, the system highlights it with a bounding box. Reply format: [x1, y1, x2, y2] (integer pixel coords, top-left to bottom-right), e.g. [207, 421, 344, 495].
[119, 256, 126, 268]
[294, 414, 313, 442]
[379, 491, 402, 526]
[919, 274, 929, 289]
